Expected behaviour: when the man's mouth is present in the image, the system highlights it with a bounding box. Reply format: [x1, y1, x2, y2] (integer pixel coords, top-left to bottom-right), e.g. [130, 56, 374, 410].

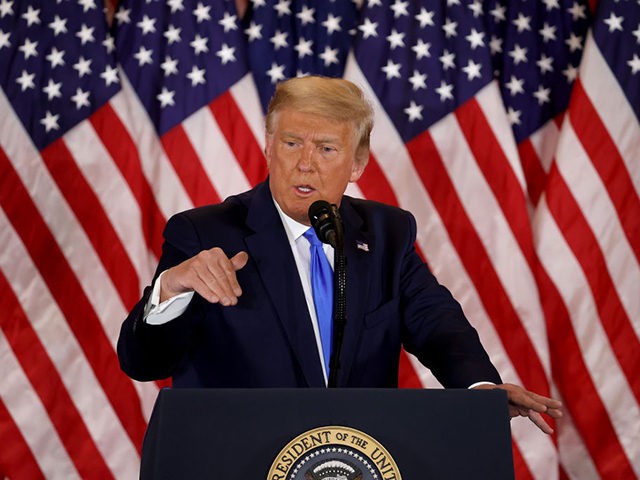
[295, 185, 315, 194]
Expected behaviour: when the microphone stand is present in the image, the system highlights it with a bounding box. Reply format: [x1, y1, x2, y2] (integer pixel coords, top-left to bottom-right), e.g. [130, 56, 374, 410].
[328, 205, 346, 388]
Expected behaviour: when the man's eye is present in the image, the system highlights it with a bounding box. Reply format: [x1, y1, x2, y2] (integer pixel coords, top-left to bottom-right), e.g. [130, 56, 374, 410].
[321, 146, 336, 153]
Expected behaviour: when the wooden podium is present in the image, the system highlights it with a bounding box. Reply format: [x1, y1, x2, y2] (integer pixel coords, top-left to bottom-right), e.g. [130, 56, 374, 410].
[140, 388, 514, 479]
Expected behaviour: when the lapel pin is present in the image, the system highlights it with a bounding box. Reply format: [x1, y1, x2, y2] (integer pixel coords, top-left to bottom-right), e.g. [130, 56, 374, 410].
[356, 241, 369, 252]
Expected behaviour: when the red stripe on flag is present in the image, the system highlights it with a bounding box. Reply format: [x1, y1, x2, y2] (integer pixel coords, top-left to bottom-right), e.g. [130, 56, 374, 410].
[456, 100, 540, 281]
[0, 399, 45, 480]
[40, 139, 139, 309]
[535, 263, 635, 477]
[406, 131, 550, 393]
[0, 271, 114, 479]
[518, 139, 547, 206]
[0, 147, 147, 452]
[161, 125, 221, 207]
[545, 164, 640, 402]
[356, 152, 400, 206]
[90, 102, 166, 261]
[512, 440, 535, 480]
[397, 349, 423, 389]
[570, 81, 640, 262]
[208, 91, 268, 187]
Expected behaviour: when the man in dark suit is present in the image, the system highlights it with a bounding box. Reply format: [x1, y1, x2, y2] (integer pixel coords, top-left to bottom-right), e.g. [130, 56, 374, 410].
[118, 76, 561, 433]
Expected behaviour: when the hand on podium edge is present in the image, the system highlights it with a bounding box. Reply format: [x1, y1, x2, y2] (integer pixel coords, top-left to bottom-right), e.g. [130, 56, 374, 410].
[472, 383, 563, 435]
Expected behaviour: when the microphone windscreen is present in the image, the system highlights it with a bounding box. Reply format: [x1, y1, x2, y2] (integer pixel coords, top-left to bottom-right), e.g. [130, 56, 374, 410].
[308, 200, 336, 245]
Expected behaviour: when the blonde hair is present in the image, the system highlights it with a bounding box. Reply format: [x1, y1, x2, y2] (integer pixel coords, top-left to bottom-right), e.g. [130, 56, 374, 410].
[265, 76, 374, 162]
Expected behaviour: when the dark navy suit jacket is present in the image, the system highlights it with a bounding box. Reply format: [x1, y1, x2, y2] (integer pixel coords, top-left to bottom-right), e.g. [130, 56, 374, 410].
[117, 181, 501, 388]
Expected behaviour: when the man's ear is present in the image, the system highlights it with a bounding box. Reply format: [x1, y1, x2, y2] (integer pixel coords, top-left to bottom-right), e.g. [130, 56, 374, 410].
[349, 149, 369, 183]
[264, 134, 273, 167]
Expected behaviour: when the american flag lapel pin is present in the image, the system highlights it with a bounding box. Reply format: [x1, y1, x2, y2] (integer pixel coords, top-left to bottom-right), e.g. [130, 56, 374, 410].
[356, 240, 369, 252]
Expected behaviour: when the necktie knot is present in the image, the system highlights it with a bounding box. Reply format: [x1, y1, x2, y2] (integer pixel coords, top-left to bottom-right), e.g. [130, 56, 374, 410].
[303, 228, 323, 247]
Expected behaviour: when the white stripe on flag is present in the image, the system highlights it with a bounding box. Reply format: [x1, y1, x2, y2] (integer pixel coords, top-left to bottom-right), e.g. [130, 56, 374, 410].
[65, 121, 156, 289]
[430, 112, 551, 374]
[0, 330, 80, 480]
[0, 208, 141, 479]
[556, 120, 640, 336]
[114, 75, 194, 218]
[231, 72, 267, 152]
[181, 104, 252, 199]
[534, 197, 640, 473]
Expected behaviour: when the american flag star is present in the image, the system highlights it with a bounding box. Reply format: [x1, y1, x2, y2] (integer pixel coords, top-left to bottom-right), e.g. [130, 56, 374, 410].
[0, 0, 119, 149]
[245, 0, 358, 110]
[115, 0, 248, 135]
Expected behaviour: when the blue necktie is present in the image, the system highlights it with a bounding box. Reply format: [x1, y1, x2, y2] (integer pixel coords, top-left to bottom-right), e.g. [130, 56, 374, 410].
[303, 228, 333, 377]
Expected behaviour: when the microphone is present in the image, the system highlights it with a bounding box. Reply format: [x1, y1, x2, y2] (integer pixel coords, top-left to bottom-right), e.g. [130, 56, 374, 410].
[308, 200, 346, 388]
[308, 200, 338, 247]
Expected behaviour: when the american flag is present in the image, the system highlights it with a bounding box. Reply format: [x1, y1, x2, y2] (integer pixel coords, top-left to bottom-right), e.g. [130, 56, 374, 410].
[0, 0, 638, 478]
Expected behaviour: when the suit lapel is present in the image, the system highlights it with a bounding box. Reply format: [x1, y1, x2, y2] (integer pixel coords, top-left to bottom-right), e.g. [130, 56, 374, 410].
[244, 182, 325, 387]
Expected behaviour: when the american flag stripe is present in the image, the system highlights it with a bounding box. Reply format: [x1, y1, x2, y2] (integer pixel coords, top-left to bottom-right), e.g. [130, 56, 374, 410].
[109, 85, 193, 218]
[63, 120, 157, 304]
[0, 398, 46, 479]
[161, 125, 223, 207]
[408, 128, 548, 392]
[557, 407, 599, 480]
[0, 271, 112, 478]
[229, 74, 267, 152]
[0, 147, 145, 456]
[0, 108, 148, 452]
[545, 161, 640, 424]
[89, 102, 165, 260]
[521, 118, 563, 204]
[40, 138, 140, 308]
[446, 99, 550, 358]
[535, 198, 638, 477]
[552, 170, 640, 406]
[0, 334, 77, 480]
[180, 104, 252, 198]
[356, 152, 400, 209]
[0, 211, 136, 479]
[518, 138, 547, 206]
[570, 82, 640, 260]
[208, 89, 268, 186]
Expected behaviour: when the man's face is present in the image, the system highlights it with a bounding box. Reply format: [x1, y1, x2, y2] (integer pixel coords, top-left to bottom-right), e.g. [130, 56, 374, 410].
[265, 108, 366, 225]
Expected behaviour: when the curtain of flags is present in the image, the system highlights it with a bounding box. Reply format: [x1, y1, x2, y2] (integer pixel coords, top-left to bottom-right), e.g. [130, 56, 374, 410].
[1, 0, 638, 478]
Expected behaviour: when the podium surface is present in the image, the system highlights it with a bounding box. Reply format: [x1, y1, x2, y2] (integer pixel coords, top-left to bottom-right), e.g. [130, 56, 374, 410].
[141, 388, 514, 479]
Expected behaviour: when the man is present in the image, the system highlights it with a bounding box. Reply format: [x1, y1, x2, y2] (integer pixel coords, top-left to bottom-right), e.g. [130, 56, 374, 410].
[118, 76, 561, 434]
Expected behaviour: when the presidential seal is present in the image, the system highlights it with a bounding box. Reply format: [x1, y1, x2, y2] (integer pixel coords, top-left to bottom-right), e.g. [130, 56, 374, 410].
[267, 426, 401, 480]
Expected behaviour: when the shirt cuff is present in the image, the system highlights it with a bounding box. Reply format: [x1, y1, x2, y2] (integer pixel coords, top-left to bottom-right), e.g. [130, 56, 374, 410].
[468, 381, 496, 389]
[144, 271, 194, 326]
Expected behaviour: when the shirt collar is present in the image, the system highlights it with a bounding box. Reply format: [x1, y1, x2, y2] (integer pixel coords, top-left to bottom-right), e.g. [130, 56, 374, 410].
[272, 196, 310, 242]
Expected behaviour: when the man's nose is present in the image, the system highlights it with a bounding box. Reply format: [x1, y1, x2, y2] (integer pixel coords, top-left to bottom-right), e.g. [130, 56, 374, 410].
[297, 144, 314, 171]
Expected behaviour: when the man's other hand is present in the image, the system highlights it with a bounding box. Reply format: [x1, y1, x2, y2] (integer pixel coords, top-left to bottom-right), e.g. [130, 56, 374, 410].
[473, 383, 563, 435]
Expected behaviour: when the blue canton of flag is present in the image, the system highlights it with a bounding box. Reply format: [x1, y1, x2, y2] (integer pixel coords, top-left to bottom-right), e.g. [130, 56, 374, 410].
[114, 0, 249, 136]
[353, 0, 494, 142]
[0, 0, 120, 150]
[593, 0, 640, 120]
[483, 0, 591, 142]
[244, 0, 358, 111]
